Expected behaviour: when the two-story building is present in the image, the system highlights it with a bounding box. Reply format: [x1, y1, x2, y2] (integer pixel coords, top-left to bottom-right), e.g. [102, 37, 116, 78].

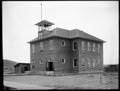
[28, 20, 105, 74]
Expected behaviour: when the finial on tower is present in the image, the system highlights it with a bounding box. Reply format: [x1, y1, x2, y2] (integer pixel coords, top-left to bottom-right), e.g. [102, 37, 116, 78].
[41, 3, 42, 21]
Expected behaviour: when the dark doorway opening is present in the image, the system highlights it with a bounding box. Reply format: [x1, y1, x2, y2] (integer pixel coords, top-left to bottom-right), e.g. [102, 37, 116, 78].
[25, 66, 28, 71]
[46, 62, 54, 71]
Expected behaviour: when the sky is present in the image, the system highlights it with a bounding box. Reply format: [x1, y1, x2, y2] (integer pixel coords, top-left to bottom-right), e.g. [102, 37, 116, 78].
[2, 1, 119, 65]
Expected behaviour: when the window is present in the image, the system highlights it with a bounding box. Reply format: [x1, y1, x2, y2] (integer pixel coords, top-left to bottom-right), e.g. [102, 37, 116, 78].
[61, 41, 65, 47]
[97, 59, 101, 66]
[73, 41, 77, 51]
[39, 59, 43, 64]
[32, 44, 35, 53]
[98, 44, 100, 53]
[73, 58, 77, 67]
[88, 42, 90, 51]
[38, 33, 43, 38]
[40, 42, 43, 50]
[93, 43, 96, 52]
[49, 58, 52, 62]
[81, 58, 85, 66]
[87, 58, 90, 67]
[32, 65, 35, 69]
[93, 58, 96, 67]
[49, 40, 53, 50]
[61, 58, 65, 64]
[82, 41, 85, 50]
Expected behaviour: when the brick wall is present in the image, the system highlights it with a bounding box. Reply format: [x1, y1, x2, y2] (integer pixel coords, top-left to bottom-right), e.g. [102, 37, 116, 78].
[30, 37, 103, 74]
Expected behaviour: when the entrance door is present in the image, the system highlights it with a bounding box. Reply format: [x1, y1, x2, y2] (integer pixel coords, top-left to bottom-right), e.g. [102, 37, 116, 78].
[46, 62, 54, 71]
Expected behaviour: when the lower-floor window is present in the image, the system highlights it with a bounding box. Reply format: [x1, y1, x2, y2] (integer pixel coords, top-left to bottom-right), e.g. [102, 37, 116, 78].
[81, 58, 85, 67]
[97, 59, 101, 66]
[93, 58, 96, 67]
[32, 65, 35, 69]
[73, 58, 77, 67]
[61, 58, 65, 64]
[39, 59, 43, 64]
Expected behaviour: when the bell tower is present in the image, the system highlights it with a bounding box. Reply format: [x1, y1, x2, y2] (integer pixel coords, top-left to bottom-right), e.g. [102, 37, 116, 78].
[35, 20, 54, 38]
[35, 3, 54, 38]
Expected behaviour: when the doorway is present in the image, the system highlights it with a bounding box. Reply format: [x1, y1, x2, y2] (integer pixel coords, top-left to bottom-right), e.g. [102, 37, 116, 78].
[46, 62, 54, 71]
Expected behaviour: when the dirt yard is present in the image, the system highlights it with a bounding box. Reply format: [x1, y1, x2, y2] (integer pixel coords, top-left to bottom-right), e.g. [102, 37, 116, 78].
[4, 72, 118, 89]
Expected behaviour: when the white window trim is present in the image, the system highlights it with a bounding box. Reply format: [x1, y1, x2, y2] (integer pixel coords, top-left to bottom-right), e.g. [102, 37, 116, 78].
[61, 41, 65, 47]
[61, 58, 66, 64]
[73, 58, 77, 67]
[73, 41, 77, 51]
[82, 41, 85, 50]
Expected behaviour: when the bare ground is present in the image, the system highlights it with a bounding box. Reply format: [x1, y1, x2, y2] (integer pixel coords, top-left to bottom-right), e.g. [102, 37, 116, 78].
[3, 73, 118, 89]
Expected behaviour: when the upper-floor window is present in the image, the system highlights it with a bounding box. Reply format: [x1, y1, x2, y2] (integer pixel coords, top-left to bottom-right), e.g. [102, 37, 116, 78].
[32, 44, 35, 53]
[93, 58, 96, 67]
[39, 42, 43, 50]
[82, 41, 85, 50]
[93, 43, 96, 52]
[61, 41, 65, 47]
[61, 58, 66, 64]
[87, 42, 90, 51]
[73, 41, 77, 51]
[38, 33, 43, 38]
[81, 58, 85, 66]
[98, 44, 100, 53]
[49, 40, 53, 50]
[73, 58, 77, 67]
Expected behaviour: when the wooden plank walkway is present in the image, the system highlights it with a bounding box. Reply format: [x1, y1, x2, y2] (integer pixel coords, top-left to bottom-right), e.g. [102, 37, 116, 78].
[4, 81, 55, 90]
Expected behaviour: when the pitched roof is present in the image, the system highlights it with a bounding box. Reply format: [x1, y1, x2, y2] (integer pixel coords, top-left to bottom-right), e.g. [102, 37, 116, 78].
[35, 20, 54, 26]
[28, 27, 105, 43]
